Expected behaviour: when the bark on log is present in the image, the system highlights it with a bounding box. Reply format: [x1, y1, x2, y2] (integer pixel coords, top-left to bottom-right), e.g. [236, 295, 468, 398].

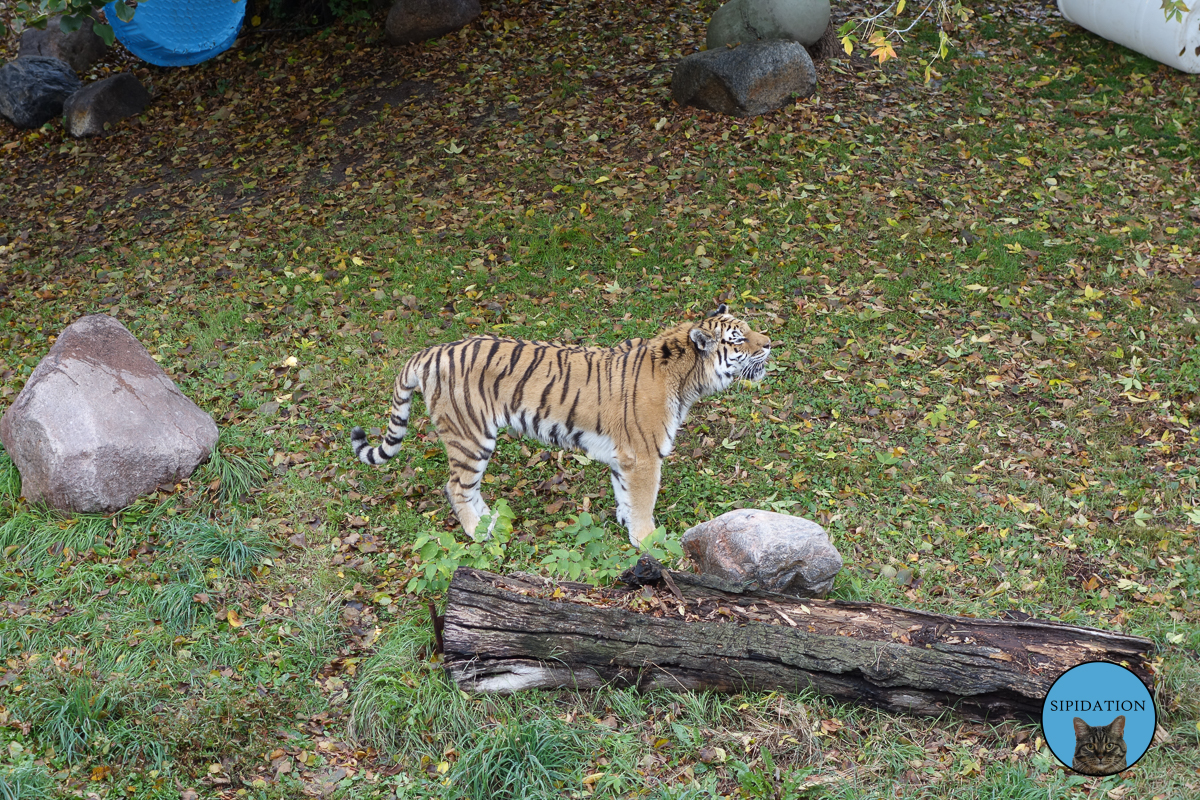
[442, 568, 1155, 722]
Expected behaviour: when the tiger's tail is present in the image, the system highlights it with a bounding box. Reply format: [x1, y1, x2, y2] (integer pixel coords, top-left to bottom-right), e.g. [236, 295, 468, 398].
[351, 356, 421, 466]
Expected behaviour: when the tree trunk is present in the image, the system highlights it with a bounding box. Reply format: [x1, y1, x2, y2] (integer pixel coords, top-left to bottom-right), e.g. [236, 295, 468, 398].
[442, 568, 1155, 722]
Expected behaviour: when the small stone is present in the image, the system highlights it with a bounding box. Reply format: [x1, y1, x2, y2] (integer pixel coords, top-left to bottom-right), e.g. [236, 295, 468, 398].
[17, 14, 108, 74]
[0, 56, 82, 129]
[682, 509, 842, 597]
[707, 0, 831, 50]
[671, 40, 817, 118]
[0, 314, 218, 512]
[63, 72, 151, 138]
[386, 0, 481, 45]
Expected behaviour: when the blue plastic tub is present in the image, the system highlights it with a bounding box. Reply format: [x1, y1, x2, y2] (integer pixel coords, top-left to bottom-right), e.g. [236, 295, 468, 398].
[105, 0, 247, 67]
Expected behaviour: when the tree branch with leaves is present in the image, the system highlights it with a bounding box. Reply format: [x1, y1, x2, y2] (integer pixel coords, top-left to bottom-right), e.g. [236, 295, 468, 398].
[1, 0, 135, 46]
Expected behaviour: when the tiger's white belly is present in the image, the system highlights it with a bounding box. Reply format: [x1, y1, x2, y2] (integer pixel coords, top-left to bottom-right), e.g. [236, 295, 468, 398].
[502, 411, 618, 467]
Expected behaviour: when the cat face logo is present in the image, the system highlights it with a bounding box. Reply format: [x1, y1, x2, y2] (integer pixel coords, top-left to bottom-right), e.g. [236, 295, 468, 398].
[1042, 661, 1156, 777]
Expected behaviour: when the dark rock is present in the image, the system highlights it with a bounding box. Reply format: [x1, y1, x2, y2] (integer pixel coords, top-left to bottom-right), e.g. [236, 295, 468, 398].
[63, 72, 150, 137]
[386, 0, 481, 44]
[682, 509, 842, 597]
[17, 14, 108, 74]
[0, 315, 219, 513]
[0, 57, 82, 129]
[707, 0, 831, 50]
[671, 40, 817, 117]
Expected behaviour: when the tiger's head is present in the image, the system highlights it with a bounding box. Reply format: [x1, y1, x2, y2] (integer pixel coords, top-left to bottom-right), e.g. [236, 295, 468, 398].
[686, 304, 773, 396]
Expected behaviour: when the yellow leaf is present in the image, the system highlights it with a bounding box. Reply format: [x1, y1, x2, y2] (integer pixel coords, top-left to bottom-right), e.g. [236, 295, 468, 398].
[1016, 156, 1034, 167]
[897, 0, 906, 12]
[841, 36, 853, 55]
[870, 40, 897, 64]
[227, 608, 243, 628]
[251, 15, 261, 26]
[583, 773, 605, 786]
[593, 176, 609, 184]
[351, 256, 365, 266]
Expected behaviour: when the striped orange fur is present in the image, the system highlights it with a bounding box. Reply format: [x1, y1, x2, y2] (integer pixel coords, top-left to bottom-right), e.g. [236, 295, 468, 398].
[351, 304, 772, 546]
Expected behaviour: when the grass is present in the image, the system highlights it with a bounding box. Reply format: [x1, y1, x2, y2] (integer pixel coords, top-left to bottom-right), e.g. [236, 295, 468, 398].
[198, 431, 270, 505]
[1, 0, 1199, 796]
[175, 519, 273, 577]
[0, 760, 50, 800]
[453, 718, 587, 800]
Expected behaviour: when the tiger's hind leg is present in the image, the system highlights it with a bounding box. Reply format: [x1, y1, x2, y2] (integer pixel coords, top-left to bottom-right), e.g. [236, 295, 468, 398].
[436, 423, 498, 540]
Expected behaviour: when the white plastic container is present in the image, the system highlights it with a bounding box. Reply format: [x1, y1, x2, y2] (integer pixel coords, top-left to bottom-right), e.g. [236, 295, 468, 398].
[1058, 0, 1200, 73]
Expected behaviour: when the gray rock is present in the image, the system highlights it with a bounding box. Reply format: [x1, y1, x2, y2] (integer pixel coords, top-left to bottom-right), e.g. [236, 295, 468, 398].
[17, 14, 108, 74]
[707, 0, 831, 50]
[682, 509, 842, 597]
[63, 73, 150, 137]
[0, 57, 82, 129]
[671, 40, 817, 117]
[0, 315, 219, 513]
[386, 0, 481, 44]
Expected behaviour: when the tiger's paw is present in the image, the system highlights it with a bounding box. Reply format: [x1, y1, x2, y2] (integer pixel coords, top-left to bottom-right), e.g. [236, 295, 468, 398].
[469, 514, 497, 542]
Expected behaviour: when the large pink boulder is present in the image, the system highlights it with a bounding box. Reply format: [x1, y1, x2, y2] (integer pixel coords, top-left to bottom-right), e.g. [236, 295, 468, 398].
[0, 314, 218, 512]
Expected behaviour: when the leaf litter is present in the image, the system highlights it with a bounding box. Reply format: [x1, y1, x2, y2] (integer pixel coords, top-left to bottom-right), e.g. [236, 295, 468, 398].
[0, 0, 1199, 797]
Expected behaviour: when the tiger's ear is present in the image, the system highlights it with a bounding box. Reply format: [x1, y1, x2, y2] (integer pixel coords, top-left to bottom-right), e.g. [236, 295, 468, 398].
[1073, 718, 1089, 738]
[1108, 715, 1125, 737]
[706, 303, 729, 318]
[689, 327, 714, 352]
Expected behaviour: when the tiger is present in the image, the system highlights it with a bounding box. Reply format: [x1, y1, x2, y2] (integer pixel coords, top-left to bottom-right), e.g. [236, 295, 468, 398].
[350, 304, 772, 546]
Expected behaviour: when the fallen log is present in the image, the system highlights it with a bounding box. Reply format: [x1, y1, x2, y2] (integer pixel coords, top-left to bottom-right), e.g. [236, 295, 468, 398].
[442, 567, 1155, 722]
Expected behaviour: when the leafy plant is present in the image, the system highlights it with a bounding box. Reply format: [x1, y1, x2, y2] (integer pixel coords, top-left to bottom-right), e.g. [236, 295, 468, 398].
[731, 749, 817, 800]
[406, 500, 517, 595]
[540, 515, 683, 584]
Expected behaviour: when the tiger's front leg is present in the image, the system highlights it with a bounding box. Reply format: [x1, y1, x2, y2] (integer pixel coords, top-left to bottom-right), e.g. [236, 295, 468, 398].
[612, 457, 662, 547]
